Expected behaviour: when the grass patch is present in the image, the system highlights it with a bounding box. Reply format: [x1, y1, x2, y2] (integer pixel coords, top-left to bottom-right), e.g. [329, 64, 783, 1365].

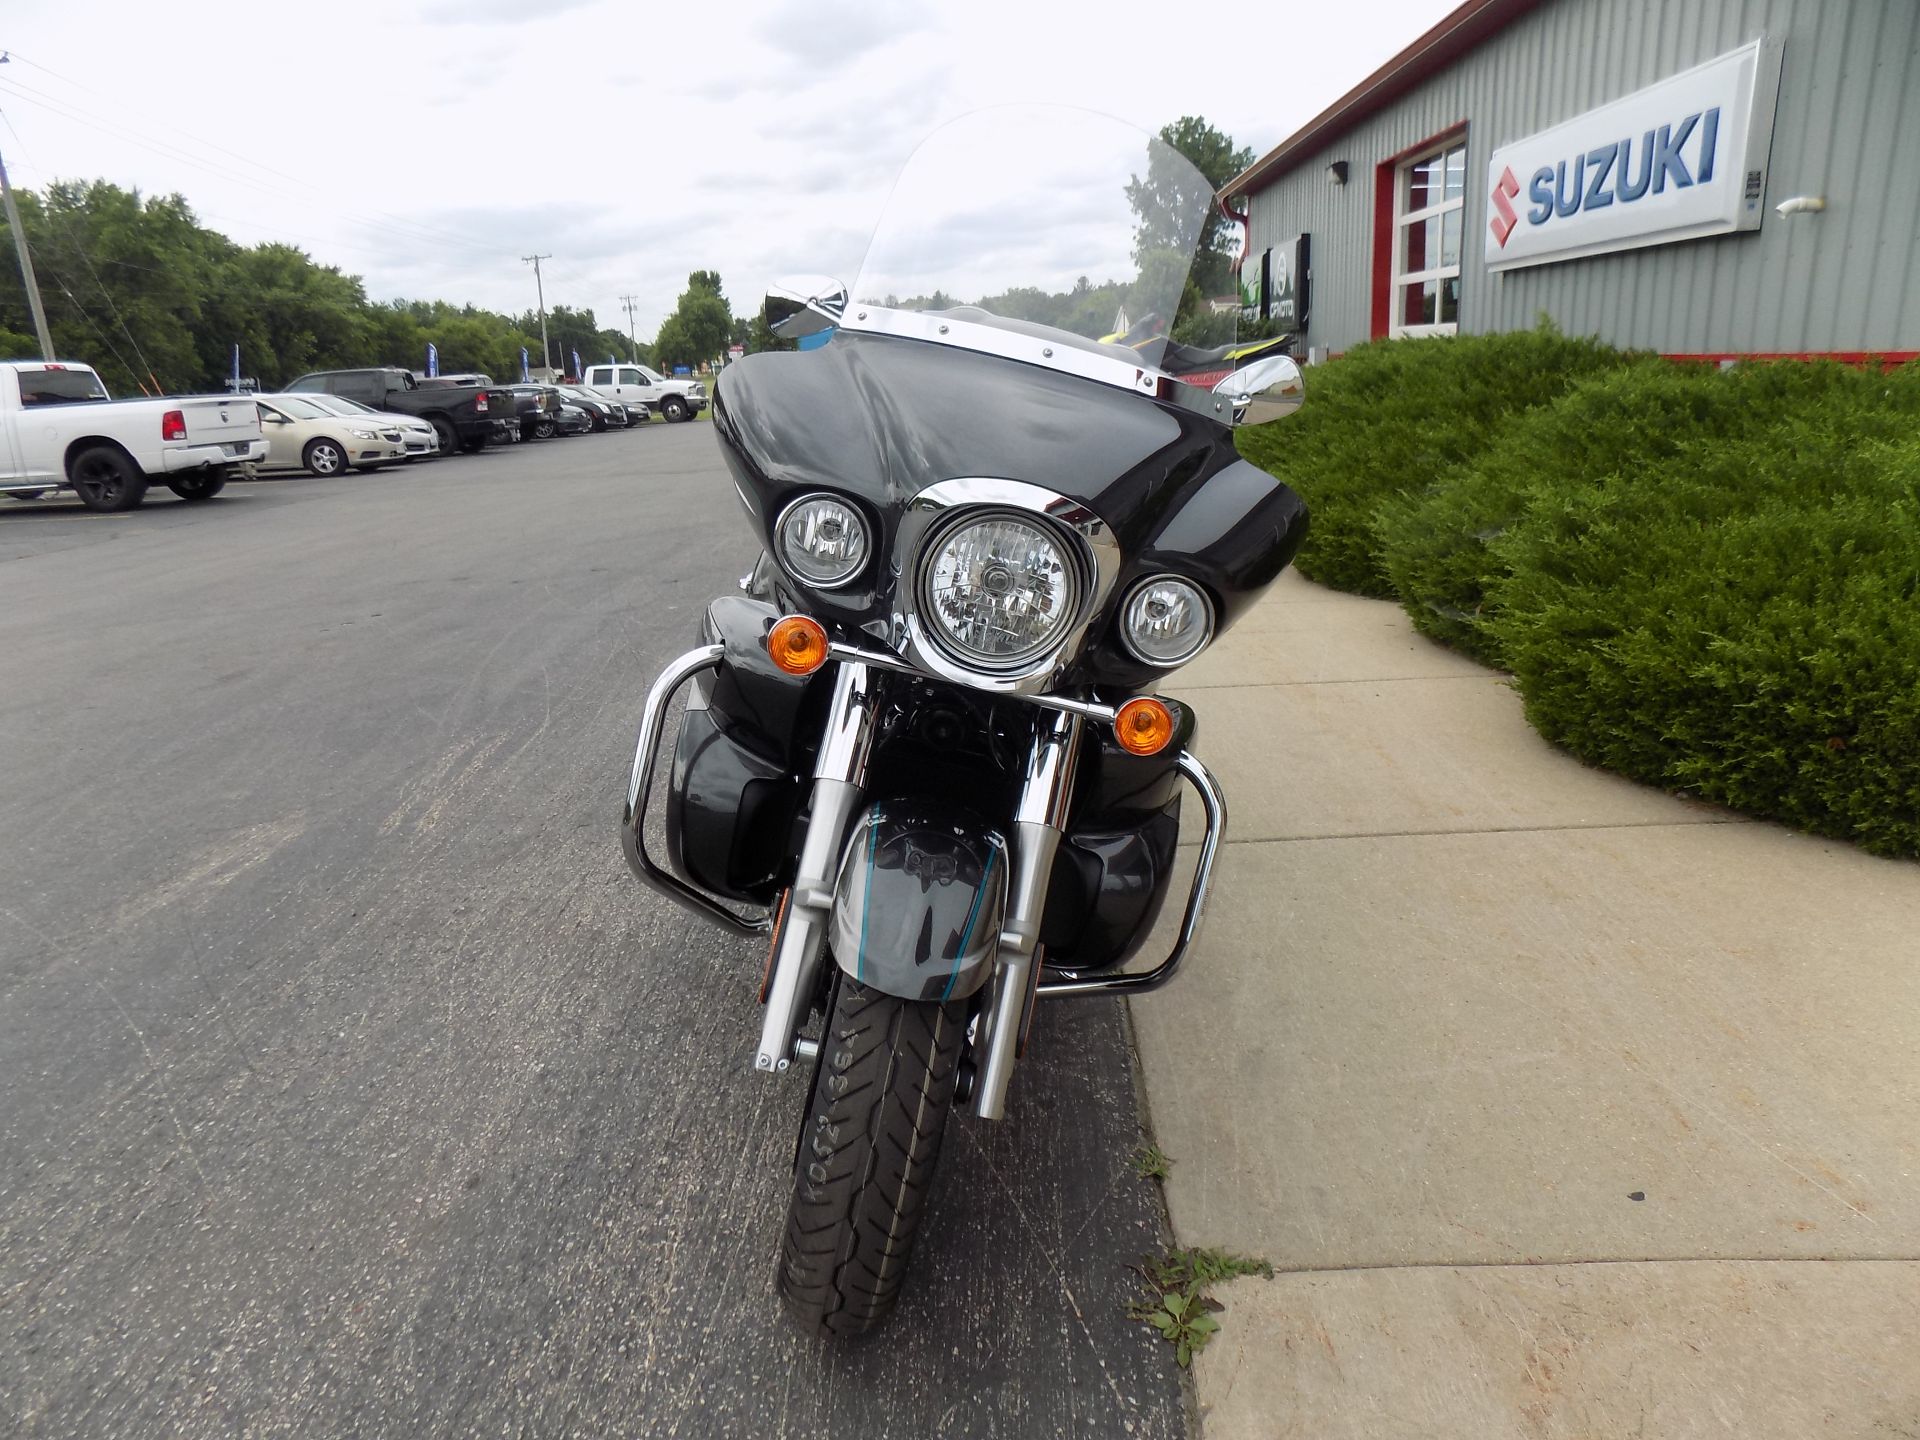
[1131, 1143, 1172, 1181]
[1129, 1246, 1274, 1368]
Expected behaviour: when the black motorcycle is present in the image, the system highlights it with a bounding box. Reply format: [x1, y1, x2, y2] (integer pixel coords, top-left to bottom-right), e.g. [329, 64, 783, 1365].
[620, 107, 1308, 1337]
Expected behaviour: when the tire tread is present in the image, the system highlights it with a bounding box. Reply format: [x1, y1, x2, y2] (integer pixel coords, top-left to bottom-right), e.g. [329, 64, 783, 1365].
[776, 978, 964, 1337]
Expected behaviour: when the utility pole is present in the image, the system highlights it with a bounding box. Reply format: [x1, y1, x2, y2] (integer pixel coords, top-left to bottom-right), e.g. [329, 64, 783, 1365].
[522, 253, 552, 374]
[620, 294, 640, 363]
[0, 59, 55, 361]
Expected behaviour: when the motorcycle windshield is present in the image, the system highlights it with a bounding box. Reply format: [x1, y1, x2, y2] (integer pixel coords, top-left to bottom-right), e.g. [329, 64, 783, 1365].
[847, 106, 1225, 374]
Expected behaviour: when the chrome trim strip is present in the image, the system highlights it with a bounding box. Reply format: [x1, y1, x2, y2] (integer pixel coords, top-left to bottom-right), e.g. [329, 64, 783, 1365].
[833, 305, 1257, 425]
[839, 305, 1163, 398]
[1036, 750, 1227, 998]
[620, 645, 771, 937]
[973, 709, 1083, 1121]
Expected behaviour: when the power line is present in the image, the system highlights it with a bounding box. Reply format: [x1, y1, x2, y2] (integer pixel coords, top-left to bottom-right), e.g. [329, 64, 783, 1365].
[0, 74, 523, 264]
[0, 105, 158, 386]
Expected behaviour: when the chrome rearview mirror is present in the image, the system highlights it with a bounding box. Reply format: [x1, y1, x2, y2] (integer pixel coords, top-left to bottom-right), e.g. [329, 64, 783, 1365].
[1213, 353, 1305, 426]
[765, 275, 848, 340]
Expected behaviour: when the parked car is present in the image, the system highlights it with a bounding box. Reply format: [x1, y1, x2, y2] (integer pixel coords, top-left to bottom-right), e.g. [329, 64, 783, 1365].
[553, 402, 594, 436]
[500, 383, 567, 440]
[298, 393, 440, 459]
[0, 359, 265, 510]
[284, 367, 511, 454]
[253, 393, 408, 475]
[555, 385, 629, 430]
[581, 362, 707, 422]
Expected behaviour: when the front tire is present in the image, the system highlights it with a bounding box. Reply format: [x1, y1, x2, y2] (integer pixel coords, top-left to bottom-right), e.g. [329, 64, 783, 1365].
[303, 437, 347, 477]
[661, 395, 689, 422]
[167, 469, 227, 501]
[69, 445, 149, 512]
[777, 976, 966, 1338]
[532, 418, 557, 439]
[427, 415, 458, 456]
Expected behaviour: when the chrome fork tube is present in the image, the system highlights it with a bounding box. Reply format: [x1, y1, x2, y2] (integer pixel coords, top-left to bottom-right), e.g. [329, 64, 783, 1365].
[755, 661, 876, 1072]
[973, 709, 1083, 1120]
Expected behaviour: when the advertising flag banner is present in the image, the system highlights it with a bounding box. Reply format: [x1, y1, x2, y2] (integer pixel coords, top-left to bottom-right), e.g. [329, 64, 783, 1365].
[427, 342, 439, 378]
[521, 347, 530, 382]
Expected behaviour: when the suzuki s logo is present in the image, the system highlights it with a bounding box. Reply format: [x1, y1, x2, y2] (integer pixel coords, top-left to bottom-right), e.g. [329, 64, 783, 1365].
[1489, 166, 1521, 247]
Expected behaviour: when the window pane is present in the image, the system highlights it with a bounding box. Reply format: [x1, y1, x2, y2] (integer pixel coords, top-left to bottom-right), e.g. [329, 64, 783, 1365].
[1401, 280, 1438, 326]
[1440, 277, 1461, 324]
[1402, 216, 1440, 273]
[1405, 155, 1438, 210]
[1444, 145, 1467, 200]
[1441, 209, 1462, 266]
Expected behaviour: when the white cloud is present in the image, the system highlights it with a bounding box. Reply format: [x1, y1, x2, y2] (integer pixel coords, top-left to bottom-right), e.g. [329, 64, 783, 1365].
[0, 0, 1460, 345]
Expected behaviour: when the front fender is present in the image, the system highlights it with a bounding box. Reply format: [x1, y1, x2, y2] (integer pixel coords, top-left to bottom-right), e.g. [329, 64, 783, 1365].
[827, 802, 1006, 1002]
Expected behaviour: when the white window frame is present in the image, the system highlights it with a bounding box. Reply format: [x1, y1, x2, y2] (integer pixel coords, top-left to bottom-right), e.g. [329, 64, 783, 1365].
[1390, 136, 1466, 339]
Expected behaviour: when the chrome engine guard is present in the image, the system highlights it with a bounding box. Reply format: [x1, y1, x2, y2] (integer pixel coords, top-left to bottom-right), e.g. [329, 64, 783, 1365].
[619, 643, 1229, 1090]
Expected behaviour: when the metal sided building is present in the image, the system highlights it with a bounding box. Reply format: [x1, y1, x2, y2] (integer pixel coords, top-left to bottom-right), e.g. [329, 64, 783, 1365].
[1224, 0, 1920, 362]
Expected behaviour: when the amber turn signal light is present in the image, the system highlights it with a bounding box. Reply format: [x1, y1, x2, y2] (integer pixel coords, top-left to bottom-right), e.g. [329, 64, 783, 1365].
[1113, 697, 1175, 756]
[767, 615, 830, 675]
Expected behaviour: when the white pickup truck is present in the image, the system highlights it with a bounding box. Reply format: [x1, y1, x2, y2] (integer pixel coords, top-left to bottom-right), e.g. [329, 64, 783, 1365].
[581, 361, 709, 422]
[0, 360, 268, 511]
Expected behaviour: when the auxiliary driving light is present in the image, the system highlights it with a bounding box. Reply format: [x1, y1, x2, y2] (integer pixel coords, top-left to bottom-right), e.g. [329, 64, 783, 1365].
[767, 615, 830, 675]
[1113, 697, 1175, 756]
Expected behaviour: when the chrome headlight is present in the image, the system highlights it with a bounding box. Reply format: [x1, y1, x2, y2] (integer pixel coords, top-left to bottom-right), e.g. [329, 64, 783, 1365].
[918, 511, 1080, 671]
[349, 427, 377, 439]
[776, 494, 869, 587]
[1120, 575, 1214, 666]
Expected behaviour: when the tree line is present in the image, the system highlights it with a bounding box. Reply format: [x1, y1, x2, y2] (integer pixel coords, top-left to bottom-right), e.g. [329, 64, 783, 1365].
[0, 180, 653, 395]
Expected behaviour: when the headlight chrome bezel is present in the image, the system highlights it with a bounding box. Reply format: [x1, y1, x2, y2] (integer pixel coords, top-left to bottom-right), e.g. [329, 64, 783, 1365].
[891, 478, 1122, 695]
[1118, 574, 1216, 668]
[914, 507, 1085, 676]
[775, 492, 871, 590]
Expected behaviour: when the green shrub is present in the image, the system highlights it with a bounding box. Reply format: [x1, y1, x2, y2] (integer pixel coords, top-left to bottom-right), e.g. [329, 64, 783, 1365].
[1485, 361, 1920, 857]
[1235, 324, 1632, 596]
[1374, 358, 1853, 663]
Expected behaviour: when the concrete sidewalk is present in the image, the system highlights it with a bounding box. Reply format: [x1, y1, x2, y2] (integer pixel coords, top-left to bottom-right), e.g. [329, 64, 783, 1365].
[1132, 571, 1920, 1438]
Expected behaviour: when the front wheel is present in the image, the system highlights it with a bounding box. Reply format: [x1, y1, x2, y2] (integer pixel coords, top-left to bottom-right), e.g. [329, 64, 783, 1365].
[532, 419, 557, 439]
[303, 437, 347, 477]
[777, 976, 966, 1338]
[661, 395, 689, 422]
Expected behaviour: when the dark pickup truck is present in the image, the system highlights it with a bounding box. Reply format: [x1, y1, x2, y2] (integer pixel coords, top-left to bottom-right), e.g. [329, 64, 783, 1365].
[284, 367, 512, 454]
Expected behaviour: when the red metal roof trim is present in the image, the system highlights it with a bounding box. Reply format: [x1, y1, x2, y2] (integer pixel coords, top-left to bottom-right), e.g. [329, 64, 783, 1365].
[1224, 0, 1543, 198]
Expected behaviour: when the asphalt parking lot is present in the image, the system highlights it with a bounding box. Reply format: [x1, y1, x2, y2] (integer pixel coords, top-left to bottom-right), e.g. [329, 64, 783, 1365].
[0, 428, 1183, 1439]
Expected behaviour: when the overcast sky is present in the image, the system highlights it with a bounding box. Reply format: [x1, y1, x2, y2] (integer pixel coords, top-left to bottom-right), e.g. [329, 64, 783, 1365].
[0, 0, 1458, 344]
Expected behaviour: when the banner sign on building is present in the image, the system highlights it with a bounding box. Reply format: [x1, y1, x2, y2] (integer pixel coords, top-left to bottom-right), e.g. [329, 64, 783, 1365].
[1484, 37, 1784, 272]
[1271, 234, 1310, 332]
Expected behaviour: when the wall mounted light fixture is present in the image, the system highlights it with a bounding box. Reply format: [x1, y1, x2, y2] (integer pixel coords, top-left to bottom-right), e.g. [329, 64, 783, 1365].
[1327, 160, 1350, 186]
[1774, 195, 1827, 216]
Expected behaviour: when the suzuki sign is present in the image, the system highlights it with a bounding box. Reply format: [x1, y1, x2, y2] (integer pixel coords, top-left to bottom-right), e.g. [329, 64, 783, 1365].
[1485, 37, 1784, 272]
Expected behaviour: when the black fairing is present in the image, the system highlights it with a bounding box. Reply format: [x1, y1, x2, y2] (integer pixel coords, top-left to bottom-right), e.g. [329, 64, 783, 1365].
[713, 330, 1308, 691]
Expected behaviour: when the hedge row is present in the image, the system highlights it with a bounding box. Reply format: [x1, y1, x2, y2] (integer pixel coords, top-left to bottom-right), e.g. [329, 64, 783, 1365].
[1237, 332, 1920, 858]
